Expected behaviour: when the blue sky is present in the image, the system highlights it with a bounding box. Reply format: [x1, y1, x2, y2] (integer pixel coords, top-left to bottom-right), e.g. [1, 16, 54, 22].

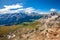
[0, 0, 60, 14]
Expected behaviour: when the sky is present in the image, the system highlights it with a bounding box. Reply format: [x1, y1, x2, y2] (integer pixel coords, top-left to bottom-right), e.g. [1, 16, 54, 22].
[0, 0, 60, 14]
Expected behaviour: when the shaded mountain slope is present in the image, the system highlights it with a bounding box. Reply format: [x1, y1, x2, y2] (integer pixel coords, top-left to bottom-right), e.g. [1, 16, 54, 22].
[0, 12, 43, 26]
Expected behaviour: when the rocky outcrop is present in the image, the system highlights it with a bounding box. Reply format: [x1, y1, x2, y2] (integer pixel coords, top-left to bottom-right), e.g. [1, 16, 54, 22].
[0, 14, 60, 40]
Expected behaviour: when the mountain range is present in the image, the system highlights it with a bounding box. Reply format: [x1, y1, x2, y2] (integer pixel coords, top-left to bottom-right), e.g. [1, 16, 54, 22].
[0, 12, 43, 26]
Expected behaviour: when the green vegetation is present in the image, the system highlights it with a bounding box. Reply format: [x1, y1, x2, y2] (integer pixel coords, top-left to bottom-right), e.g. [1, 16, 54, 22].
[0, 25, 20, 35]
[0, 20, 44, 35]
[56, 23, 60, 26]
[48, 23, 53, 26]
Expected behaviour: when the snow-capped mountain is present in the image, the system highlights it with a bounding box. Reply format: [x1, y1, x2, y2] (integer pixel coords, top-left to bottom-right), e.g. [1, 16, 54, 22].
[0, 12, 43, 26]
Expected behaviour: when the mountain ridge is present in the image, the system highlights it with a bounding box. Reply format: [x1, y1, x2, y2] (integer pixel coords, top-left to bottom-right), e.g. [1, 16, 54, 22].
[0, 12, 43, 26]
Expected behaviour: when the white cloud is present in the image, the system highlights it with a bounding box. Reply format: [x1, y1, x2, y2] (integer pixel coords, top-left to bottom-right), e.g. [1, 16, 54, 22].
[0, 4, 23, 14]
[4, 4, 23, 9]
[50, 8, 56, 12]
[0, 3, 38, 14]
[0, 3, 50, 14]
[24, 7, 35, 14]
[38, 12, 50, 14]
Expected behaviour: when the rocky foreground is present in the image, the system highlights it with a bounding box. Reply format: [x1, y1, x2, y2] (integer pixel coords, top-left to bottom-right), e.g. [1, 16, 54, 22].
[0, 14, 60, 40]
